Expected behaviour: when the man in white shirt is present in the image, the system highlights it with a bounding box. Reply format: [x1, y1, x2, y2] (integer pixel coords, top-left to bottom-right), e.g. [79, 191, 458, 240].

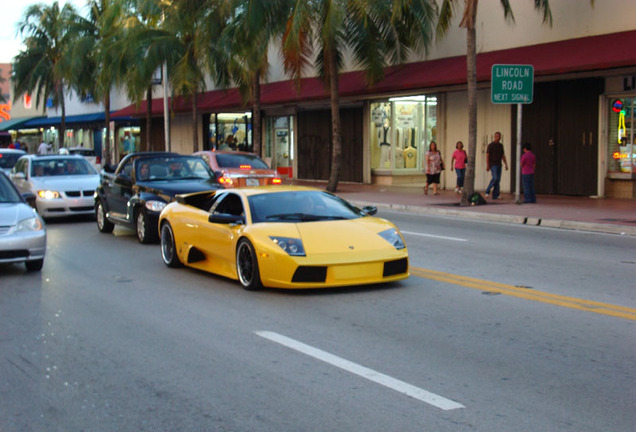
[37, 141, 50, 154]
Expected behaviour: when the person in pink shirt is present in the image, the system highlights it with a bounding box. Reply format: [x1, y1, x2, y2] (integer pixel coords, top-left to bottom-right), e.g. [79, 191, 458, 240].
[451, 141, 468, 194]
[520, 142, 536, 203]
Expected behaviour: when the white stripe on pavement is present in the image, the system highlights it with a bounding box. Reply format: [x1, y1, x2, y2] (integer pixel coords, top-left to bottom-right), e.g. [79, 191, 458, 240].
[256, 331, 465, 411]
[401, 230, 468, 242]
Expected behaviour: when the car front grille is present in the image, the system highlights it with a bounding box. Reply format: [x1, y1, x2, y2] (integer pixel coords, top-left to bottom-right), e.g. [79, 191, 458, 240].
[0, 226, 10, 235]
[0, 250, 29, 259]
[65, 190, 95, 197]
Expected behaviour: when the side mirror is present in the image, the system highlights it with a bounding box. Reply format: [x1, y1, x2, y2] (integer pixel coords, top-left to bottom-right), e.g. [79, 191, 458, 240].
[362, 205, 377, 216]
[103, 163, 116, 173]
[208, 213, 244, 225]
[22, 192, 37, 209]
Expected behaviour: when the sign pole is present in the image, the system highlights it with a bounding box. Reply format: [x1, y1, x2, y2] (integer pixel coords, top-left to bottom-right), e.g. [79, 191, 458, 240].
[515, 104, 522, 204]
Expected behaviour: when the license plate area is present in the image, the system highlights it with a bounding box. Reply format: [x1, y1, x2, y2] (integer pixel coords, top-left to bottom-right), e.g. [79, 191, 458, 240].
[246, 178, 259, 186]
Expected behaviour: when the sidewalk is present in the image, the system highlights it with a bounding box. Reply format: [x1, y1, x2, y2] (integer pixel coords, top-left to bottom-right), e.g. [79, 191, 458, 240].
[289, 180, 636, 236]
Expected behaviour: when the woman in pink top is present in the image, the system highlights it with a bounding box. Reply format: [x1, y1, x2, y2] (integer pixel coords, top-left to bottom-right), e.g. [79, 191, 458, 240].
[451, 141, 468, 194]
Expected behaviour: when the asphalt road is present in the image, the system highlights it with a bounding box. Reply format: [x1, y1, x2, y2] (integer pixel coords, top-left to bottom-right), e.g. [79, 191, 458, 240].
[1, 213, 634, 432]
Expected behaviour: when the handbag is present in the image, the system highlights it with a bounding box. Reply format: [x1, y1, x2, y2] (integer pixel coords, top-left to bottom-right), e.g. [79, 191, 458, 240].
[440, 160, 445, 171]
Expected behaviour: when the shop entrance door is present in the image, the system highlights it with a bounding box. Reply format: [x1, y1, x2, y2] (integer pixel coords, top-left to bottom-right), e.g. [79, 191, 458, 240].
[518, 78, 603, 196]
[272, 116, 292, 178]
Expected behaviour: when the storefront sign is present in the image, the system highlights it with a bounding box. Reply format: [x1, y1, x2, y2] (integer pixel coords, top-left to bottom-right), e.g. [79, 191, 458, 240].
[491, 64, 534, 104]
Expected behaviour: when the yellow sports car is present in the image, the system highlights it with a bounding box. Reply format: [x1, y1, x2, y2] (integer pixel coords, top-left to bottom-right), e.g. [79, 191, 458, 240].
[158, 186, 409, 290]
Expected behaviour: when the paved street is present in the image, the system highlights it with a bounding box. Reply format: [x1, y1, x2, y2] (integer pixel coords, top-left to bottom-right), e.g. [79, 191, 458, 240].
[1, 214, 634, 431]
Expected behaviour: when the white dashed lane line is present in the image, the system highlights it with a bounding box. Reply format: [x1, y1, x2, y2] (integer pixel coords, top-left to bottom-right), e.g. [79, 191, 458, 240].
[256, 331, 465, 411]
[400, 230, 468, 242]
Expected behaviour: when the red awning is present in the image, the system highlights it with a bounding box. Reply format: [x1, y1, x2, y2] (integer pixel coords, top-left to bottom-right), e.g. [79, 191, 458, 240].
[112, 30, 636, 117]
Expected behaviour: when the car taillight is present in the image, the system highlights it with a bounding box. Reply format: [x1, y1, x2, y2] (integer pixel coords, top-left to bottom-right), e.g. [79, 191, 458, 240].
[96, 156, 101, 164]
[239, 164, 252, 169]
[218, 170, 233, 186]
[271, 177, 282, 185]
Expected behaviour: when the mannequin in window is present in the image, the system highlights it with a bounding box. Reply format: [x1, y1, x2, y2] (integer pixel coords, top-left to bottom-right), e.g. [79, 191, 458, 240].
[403, 144, 417, 168]
[378, 117, 391, 168]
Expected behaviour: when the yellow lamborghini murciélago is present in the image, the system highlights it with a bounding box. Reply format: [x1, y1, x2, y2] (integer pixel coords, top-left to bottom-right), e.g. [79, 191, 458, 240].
[158, 186, 409, 290]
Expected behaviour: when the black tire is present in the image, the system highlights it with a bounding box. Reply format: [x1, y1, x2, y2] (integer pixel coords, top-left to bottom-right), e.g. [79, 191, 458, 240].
[236, 238, 263, 291]
[136, 208, 158, 244]
[160, 222, 182, 268]
[25, 259, 44, 272]
[96, 200, 114, 233]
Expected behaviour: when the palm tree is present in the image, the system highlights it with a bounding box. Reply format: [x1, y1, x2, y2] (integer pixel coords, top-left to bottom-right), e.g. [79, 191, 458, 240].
[218, 0, 290, 156]
[138, 0, 230, 153]
[436, 1, 591, 205]
[281, 0, 437, 192]
[110, 0, 165, 153]
[12, 1, 79, 149]
[69, 0, 133, 165]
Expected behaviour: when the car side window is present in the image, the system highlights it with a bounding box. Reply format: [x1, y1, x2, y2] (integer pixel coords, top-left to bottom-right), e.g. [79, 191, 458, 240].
[211, 193, 244, 216]
[119, 160, 133, 178]
[14, 159, 27, 176]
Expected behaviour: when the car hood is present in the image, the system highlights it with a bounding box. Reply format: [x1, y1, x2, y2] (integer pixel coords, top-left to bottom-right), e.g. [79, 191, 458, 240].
[0, 202, 40, 226]
[32, 175, 100, 190]
[294, 217, 399, 254]
[136, 179, 220, 196]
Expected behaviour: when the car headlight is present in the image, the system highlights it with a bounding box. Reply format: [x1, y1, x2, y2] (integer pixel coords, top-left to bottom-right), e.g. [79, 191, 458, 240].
[145, 200, 167, 212]
[379, 228, 406, 250]
[37, 190, 60, 199]
[15, 215, 45, 232]
[270, 236, 306, 256]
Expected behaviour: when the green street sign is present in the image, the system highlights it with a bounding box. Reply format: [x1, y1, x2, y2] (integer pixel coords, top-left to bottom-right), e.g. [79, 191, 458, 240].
[491, 64, 534, 104]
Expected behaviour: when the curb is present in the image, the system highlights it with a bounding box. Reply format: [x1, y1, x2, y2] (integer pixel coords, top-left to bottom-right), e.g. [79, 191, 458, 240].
[350, 200, 636, 237]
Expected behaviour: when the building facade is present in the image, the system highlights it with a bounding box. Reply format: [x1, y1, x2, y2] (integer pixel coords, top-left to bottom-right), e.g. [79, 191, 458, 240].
[6, 0, 636, 198]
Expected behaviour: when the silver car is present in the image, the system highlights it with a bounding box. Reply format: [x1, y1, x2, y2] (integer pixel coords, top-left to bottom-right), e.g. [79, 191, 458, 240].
[0, 171, 46, 271]
[10, 155, 100, 219]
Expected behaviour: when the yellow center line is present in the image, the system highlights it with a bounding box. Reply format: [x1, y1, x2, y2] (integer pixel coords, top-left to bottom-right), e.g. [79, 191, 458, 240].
[410, 267, 636, 322]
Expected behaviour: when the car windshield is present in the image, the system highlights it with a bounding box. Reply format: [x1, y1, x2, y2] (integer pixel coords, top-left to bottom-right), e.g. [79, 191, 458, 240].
[135, 156, 215, 181]
[248, 190, 364, 223]
[0, 152, 25, 169]
[31, 158, 97, 177]
[216, 153, 270, 170]
[0, 173, 22, 203]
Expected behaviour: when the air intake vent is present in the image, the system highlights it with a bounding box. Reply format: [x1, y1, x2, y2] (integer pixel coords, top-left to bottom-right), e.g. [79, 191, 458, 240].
[383, 258, 408, 277]
[292, 266, 327, 283]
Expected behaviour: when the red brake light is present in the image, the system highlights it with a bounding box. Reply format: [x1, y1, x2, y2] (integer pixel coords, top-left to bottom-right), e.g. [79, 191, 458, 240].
[271, 177, 282, 185]
[239, 164, 252, 170]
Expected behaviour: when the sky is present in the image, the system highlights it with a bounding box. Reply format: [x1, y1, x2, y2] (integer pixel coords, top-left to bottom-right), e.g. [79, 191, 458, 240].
[0, 0, 86, 63]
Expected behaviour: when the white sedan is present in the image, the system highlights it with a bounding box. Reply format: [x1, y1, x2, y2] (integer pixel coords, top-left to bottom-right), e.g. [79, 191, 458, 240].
[10, 155, 100, 219]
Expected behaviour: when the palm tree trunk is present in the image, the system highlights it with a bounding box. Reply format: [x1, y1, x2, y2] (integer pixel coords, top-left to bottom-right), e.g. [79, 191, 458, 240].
[326, 51, 342, 193]
[192, 94, 199, 153]
[104, 92, 112, 160]
[461, 10, 478, 206]
[252, 74, 262, 155]
[145, 86, 152, 152]
[59, 98, 66, 150]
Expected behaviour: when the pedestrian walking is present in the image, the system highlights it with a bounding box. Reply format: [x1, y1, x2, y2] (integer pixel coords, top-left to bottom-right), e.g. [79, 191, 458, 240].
[521, 142, 536, 203]
[485, 131, 508, 199]
[451, 141, 467, 194]
[423, 141, 443, 195]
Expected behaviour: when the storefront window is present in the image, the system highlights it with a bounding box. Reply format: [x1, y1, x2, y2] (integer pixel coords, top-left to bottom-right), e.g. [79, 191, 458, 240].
[208, 112, 252, 151]
[608, 97, 635, 174]
[370, 95, 437, 172]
